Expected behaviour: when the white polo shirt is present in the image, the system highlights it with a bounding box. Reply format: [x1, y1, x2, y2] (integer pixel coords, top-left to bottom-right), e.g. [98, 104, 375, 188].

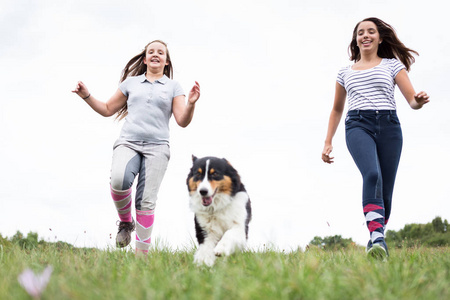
[118, 74, 184, 144]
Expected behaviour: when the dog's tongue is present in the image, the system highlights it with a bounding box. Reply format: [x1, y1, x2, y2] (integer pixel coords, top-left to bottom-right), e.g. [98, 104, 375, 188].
[202, 197, 213, 206]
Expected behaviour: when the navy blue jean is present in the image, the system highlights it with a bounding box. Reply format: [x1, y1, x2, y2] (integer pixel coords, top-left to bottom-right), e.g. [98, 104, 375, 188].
[345, 110, 403, 231]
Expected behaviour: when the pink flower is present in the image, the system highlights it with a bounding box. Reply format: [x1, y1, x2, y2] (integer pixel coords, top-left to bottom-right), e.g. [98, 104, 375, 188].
[18, 266, 53, 299]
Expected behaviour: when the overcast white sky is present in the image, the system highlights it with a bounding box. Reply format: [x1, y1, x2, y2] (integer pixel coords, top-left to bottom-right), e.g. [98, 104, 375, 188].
[1, 0, 448, 251]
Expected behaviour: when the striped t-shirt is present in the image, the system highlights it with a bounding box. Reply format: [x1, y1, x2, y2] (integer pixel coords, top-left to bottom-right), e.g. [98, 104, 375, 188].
[337, 58, 405, 111]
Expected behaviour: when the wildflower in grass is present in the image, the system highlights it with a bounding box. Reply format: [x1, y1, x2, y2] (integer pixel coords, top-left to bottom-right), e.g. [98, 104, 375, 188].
[18, 266, 53, 299]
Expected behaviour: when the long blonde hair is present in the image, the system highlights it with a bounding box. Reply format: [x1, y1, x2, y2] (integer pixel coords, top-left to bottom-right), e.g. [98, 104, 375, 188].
[116, 40, 173, 120]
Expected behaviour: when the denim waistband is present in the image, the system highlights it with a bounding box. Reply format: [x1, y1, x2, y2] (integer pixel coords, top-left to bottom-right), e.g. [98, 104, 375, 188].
[347, 110, 397, 116]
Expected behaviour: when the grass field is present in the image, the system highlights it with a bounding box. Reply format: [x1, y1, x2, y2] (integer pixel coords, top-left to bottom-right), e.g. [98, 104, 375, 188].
[1, 241, 449, 300]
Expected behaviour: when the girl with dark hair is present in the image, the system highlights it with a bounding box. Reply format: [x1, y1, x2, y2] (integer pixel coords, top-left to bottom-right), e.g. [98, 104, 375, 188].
[72, 40, 201, 255]
[322, 18, 429, 260]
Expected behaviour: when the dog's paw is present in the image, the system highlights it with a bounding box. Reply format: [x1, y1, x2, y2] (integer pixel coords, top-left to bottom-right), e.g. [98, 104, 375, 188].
[194, 250, 216, 267]
[214, 240, 235, 257]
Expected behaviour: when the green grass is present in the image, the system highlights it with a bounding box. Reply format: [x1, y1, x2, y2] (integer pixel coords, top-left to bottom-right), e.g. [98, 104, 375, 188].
[1, 242, 449, 300]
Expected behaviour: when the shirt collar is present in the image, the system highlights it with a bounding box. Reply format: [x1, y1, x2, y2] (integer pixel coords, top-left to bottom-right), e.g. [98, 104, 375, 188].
[139, 73, 168, 84]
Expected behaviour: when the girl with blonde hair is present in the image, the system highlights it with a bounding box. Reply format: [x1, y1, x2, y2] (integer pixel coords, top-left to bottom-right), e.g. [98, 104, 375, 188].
[73, 40, 201, 255]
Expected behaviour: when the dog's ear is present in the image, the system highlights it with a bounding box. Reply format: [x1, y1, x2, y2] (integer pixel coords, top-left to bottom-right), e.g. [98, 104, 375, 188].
[223, 158, 233, 167]
[223, 158, 242, 193]
[192, 155, 198, 162]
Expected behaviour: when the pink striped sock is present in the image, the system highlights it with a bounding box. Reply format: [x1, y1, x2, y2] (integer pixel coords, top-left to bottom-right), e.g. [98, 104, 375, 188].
[135, 210, 155, 253]
[111, 186, 133, 223]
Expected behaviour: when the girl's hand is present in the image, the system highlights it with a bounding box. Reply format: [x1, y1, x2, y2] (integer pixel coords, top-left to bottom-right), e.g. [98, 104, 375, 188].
[322, 144, 334, 164]
[72, 81, 90, 100]
[414, 91, 430, 109]
[188, 81, 200, 104]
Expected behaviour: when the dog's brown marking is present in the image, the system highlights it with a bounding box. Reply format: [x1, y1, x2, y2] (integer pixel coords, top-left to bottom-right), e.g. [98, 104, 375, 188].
[197, 168, 203, 174]
[213, 176, 233, 195]
[188, 177, 199, 192]
[209, 180, 218, 193]
[209, 168, 215, 175]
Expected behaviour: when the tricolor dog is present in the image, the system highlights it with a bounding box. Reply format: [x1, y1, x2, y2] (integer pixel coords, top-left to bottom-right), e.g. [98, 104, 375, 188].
[187, 156, 252, 266]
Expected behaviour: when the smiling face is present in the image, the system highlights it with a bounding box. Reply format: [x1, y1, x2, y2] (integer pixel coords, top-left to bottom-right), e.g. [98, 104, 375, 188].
[355, 21, 382, 53]
[143, 41, 169, 72]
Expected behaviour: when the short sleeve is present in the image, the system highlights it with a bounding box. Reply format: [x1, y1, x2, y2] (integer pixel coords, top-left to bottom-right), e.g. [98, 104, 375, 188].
[119, 78, 130, 97]
[336, 67, 346, 87]
[172, 80, 185, 98]
[390, 58, 406, 77]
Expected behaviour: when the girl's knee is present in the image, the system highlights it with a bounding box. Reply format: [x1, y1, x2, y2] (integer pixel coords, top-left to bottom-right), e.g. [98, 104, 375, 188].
[364, 170, 381, 186]
[110, 176, 133, 191]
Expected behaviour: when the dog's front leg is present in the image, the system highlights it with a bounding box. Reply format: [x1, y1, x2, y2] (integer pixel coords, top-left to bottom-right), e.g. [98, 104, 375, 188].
[194, 238, 218, 267]
[214, 227, 247, 257]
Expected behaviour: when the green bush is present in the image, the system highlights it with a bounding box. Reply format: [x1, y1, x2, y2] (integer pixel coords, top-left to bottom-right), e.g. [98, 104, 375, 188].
[386, 216, 449, 248]
[11, 231, 39, 250]
[309, 235, 356, 250]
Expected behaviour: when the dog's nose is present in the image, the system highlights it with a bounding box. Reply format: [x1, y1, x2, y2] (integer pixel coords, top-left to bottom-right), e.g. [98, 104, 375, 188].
[199, 189, 208, 196]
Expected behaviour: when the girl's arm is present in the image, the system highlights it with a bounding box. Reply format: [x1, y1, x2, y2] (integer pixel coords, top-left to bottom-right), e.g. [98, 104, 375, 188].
[72, 81, 127, 117]
[322, 82, 347, 164]
[395, 69, 430, 110]
[172, 81, 200, 128]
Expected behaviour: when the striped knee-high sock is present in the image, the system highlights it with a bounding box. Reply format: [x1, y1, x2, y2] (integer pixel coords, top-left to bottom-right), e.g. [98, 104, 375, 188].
[111, 187, 133, 223]
[135, 210, 155, 254]
[363, 198, 385, 244]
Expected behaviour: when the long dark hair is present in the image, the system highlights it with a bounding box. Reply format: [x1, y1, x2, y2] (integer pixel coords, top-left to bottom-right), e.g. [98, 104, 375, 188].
[348, 17, 418, 71]
[116, 40, 173, 120]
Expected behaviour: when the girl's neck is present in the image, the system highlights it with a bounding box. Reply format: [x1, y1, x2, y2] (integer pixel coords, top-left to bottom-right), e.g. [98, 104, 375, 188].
[145, 68, 164, 82]
[352, 53, 382, 70]
[359, 52, 381, 64]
